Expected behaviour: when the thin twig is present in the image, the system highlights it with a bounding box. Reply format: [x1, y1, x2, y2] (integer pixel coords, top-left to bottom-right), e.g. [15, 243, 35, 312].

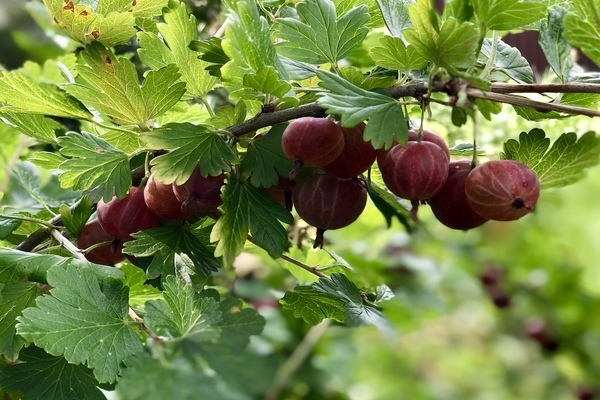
[128, 308, 161, 341]
[279, 253, 330, 280]
[246, 235, 330, 279]
[491, 82, 600, 94]
[466, 88, 600, 117]
[264, 319, 331, 400]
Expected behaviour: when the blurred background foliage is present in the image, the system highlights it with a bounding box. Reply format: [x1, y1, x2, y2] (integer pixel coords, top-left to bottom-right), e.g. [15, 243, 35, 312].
[1, 1, 599, 399]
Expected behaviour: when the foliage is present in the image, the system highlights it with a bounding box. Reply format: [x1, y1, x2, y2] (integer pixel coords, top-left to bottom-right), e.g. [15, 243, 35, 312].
[0, 0, 600, 398]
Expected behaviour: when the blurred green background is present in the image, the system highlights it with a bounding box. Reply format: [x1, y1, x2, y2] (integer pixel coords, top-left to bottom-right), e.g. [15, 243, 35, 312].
[1, 1, 599, 399]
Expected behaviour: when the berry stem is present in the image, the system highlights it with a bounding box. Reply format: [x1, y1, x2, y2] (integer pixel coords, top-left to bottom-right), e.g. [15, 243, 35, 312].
[288, 160, 304, 180]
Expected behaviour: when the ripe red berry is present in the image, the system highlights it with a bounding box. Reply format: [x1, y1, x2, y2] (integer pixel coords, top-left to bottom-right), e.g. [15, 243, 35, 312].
[172, 167, 225, 215]
[376, 128, 450, 165]
[97, 187, 161, 240]
[144, 173, 197, 221]
[322, 122, 376, 179]
[281, 117, 345, 179]
[378, 141, 449, 219]
[292, 173, 367, 248]
[465, 160, 540, 221]
[77, 219, 125, 265]
[428, 160, 488, 230]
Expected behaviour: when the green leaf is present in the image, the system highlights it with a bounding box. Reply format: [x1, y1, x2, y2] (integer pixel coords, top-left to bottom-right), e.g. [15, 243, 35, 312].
[116, 351, 228, 400]
[142, 123, 237, 185]
[16, 266, 143, 383]
[189, 37, 230, 78]
[376, 0, 414, 37]
[43, 0, 136, 46]
[123, 224, 221, 279]
[370, 35, 427, 71]
[211, 176, 293, 267]
[145, 276, 222, 342]
[242, 66, 296, 103]
[280, 286, 347, 325]
[0, 283, 42, 360]
[500, 129, 600, 188]
[313, 273, 393, 331]
[479, 39, 534, 84]
[274, 0, 370, 65]
[122, 263, 163, 308]
[316, 70, 406, 150]
[0, 218, 21, 240]
[155, 0, 218, 97]
[0, 112, 61, 144]
[240, 124, 294, 188]
[215, 297, 265, 347]
[366, 180, 414, 231]
[59, 197, 94, 237]
[221, 0, 289, 96]
[0, 249, 125, 285]
[473, 0, 548, 32]
[0, 71, 90, 119]
[57, 131, 131, 202]
[405, 3, 479, 72]
[66, 43, 185, 126]
[0, 346, 105, 400]
[539, 7, 572, 83]
[564, 4, 600, 68]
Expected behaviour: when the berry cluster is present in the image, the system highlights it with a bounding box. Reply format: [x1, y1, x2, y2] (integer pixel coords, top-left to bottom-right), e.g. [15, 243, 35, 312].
[77, 117, 543, 263]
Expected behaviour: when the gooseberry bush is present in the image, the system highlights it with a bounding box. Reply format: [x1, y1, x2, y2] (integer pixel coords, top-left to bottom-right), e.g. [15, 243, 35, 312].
[0, 0, 600, 398]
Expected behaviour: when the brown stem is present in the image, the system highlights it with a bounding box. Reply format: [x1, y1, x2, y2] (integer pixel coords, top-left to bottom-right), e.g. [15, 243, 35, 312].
[490, 82, 600, 94]
[466, 88, 600, 117]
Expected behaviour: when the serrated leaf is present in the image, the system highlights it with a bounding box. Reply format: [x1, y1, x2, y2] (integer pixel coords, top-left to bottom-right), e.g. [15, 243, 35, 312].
[145, 276, 222, 342]
[122, 263, 162, 308]
[16, 266, 143, 383]
[473, 0, 547, 32]
[57, 131, 131, 202]
[242, 66, 295, 102]
[0, 346, 105, 400]
[479, 39, 534, 84]
[316, 70, 406, 149]
[500, 129, 600, 188]
[0, 248, 124, 287]
[0, 71, 91, 119]
[153, 0, 218, 97]
[216, 297, 265, 346]
[221, 0, 289, 89]
[564, 10, 600, 67]
[142, 123, 237, 185]
[539, 7, 572, 83]
[43, 0, 135, 46]
[376, 0, 414, 37]
[10, 161, 80, 209]
[211, 176, 293, 267]
[43, 0, 166, 47]
[0, 283, 42, 360]
[370, 35, 427, 71]
[123, 224, 221, 279]
[274, 0, 370, 65]
[0, 112, 61, 144]
[59, 197, 94, 237]
[314, 273, 392, 331]
[280, 286, 347, 325]
[29, 151, 66, 170]
[116, 351, 228, 400]
[189, 37, 230, 78]
[66, 43, 185, 126]
[240, 124, 294, 187]
[405, 3, 479, 72]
